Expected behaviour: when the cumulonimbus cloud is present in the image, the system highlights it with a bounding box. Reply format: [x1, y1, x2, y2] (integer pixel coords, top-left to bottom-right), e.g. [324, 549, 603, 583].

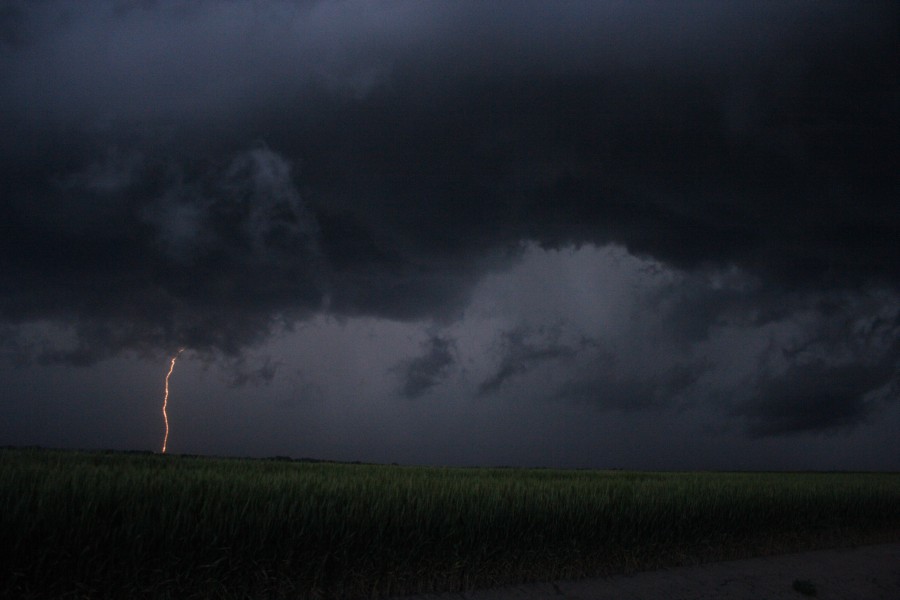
[1, 1, 898, 385]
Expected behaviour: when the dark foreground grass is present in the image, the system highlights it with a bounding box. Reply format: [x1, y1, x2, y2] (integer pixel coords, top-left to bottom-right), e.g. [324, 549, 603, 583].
[1, 448, 898, 599]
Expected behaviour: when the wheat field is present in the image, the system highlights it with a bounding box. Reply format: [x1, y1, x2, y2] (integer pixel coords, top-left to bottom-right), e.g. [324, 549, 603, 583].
[2, 448, 898, 599]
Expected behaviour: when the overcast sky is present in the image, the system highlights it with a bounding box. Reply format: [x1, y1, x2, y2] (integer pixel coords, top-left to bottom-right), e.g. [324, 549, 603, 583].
[2, 1, 898, 470]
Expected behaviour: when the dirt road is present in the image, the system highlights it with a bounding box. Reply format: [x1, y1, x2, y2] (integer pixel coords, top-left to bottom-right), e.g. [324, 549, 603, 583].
[392, 542, 900, 599]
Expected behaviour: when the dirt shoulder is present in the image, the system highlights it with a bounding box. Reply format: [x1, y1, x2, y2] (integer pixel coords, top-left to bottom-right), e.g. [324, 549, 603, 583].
[392, 542, 900, 600]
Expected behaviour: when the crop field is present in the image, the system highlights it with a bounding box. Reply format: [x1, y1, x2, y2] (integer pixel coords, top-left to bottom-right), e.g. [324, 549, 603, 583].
[2, 448, 899, 599]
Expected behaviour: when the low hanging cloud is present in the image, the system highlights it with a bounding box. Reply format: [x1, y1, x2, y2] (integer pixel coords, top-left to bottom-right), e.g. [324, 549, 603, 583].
[735, 295, 900, 436]
[740, 361, 897, 437]
[394, 334, 458, 399]
[442, 244, 900, 436]
[478, 327, 589, 396]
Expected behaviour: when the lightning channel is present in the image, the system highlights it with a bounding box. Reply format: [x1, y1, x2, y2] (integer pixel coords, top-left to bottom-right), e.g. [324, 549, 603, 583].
[161, 348, 185, 454]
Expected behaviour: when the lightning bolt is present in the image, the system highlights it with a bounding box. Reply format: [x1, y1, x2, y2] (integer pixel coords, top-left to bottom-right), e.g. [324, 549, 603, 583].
[161, 348, 185, 454]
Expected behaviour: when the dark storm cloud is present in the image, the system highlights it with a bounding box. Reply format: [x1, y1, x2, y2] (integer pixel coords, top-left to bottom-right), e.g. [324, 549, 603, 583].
[476, 260, 899, 433]
[394, 334, 456, 399]
[740, 361, 897, 437]
[623, 273, 900, 434]
[2, 0, 899, 384]
[2, 144, 323, 363]
[736, 294, 900, 436]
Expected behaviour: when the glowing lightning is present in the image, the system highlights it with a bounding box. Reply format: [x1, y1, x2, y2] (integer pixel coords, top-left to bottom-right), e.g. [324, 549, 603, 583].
[161, 348, 185, 454]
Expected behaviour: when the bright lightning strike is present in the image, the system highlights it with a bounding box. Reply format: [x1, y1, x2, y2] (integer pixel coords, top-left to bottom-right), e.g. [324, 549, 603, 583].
[161, 348, 185, 454]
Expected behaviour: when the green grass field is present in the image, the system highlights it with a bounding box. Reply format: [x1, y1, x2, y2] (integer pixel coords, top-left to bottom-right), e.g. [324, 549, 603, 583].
[2, 447, 898, 599]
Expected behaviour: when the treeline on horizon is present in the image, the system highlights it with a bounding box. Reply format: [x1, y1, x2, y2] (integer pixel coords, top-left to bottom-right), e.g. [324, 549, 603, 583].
[4, 444, 897, 473]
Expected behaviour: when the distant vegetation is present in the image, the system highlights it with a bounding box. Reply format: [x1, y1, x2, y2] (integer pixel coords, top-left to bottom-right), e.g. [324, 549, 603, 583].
[2, 448, 898, 599]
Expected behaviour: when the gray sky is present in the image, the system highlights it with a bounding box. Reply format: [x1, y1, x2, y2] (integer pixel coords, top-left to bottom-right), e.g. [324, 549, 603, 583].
[1, 1, 898, 470]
